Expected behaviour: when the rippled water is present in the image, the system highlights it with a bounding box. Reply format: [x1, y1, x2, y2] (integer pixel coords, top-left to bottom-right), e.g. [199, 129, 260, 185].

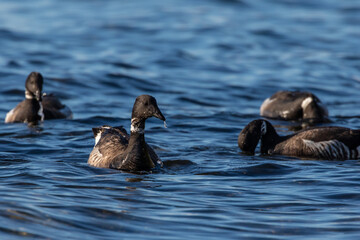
[1, 0, 360, 239]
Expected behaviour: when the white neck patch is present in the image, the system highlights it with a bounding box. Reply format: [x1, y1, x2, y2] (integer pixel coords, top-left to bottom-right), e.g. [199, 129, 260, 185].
[38, 102, 44, 122]
[25, 90, 34, 99]
[261, 121, 267, 135]
[131, 124, 144, 134]
[130, 118, 145, 134]
[301, 97, 313, 110]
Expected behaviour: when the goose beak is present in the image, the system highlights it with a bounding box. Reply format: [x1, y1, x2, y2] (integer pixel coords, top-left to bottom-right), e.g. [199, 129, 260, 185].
[153, 107, 166, 121]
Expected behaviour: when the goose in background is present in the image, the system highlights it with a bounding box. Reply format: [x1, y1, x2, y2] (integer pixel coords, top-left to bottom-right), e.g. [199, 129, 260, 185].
[238, 119, 360, 160]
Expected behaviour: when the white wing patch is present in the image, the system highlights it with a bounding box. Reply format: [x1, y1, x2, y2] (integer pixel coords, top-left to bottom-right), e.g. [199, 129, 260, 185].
[94, 126, 113, 145]
[5, 108, 15, 123]
[301, 97, 313, 110]
[260, 98, 273, 115]
[281, 110, 290, 118]
[302, 139, 352, 159]
[94, 132, 102, 145]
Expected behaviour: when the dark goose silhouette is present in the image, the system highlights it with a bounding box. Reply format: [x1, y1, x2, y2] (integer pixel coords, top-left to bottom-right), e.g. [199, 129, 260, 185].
[260, 91, 329, 123]
[5, 72, 72, 124]
[238, 119, 360, 160]
[88, 95, 166, 171]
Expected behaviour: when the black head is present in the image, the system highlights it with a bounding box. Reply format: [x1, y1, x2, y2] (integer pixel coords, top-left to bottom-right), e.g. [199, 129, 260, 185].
[238, 120, 264, 154]
[131, 95, 166, 121]
[25, 72, 43, 101]
[238, 119, 277, 154]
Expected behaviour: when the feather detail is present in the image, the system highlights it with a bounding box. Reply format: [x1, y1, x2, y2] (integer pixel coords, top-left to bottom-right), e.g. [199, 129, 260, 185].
[302, 139, 351, 160]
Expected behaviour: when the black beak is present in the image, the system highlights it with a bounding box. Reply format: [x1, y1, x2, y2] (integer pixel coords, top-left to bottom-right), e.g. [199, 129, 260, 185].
[153, 107, 166, 121]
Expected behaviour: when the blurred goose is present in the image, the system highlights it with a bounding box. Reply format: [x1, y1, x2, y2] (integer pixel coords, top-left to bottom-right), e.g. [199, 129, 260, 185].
[88, 95, 166, 171]
[260, 91, 329, 123]
[238, 119, 360, 160]
[5, 72, 72, 124]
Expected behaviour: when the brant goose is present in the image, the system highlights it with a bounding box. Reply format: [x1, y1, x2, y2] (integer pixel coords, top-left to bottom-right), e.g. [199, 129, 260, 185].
[238, 119, 360, 160]
[5, 72, 72, 124]
[260, 91, 328, 122]
[88, 95, 166, 171]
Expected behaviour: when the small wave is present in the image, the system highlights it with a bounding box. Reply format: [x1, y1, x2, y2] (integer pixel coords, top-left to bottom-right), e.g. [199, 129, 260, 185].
[177, 97, 222, 107]
[107, 61, 141, 69]
[250, 29, 286, 40]
[164, 159, 196, 167]
[198, 163, 296, 176]
[163, 159, 198, 173]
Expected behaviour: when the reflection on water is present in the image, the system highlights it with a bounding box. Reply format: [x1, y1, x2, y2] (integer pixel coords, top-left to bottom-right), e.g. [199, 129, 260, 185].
[0, 0, 360, 239]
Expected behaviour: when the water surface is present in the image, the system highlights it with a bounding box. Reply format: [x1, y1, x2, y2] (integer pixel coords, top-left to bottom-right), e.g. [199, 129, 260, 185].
[0, 0, 360, 239]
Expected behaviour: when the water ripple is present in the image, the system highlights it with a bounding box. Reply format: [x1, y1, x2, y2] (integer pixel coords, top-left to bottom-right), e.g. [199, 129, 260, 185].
[0, 0, 359, 239]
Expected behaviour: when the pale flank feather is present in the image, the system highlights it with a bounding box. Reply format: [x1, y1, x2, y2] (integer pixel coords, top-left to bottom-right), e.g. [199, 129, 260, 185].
[302, 139, 351, 159]
[5, 108, 15, 123]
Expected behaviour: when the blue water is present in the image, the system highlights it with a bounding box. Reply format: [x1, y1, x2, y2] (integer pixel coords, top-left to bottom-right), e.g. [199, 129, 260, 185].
[1, 0, 360, 239]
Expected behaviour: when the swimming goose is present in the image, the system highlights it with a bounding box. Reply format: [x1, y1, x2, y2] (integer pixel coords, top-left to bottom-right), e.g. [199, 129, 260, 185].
[260, 91, 329, 123]
[5, 72, 72, 124]
[238, 119, 360, 160]
[88, 95, 166, 171]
